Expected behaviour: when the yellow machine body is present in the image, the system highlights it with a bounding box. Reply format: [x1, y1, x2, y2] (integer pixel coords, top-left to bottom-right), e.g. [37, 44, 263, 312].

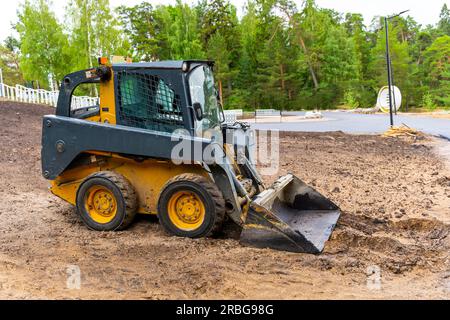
[98, 70, 117, 125]
[82, 68, 117, 124]
[51, 152, 209, 215]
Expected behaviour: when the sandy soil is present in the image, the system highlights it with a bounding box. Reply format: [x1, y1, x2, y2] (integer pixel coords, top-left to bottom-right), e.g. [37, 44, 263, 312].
[401, 111, 450, 120]
[0, 101, 449, 300]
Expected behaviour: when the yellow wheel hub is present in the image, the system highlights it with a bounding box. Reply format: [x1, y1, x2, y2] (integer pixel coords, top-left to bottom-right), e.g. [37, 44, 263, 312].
[85, 186, 118, 224]
[168, 191, 206, 231]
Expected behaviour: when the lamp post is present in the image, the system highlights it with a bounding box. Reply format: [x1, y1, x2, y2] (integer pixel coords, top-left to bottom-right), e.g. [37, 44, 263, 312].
[384, 17, 394, 127]
[384, 10, 409, 127]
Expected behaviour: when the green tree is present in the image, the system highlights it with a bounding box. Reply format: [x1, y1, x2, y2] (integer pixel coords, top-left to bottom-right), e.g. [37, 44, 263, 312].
[153, 1, 205, 60]
[206, 32, 230, 105]
[234, 0, 260, 110]
[423, 35, 450, 106]
[438, 4, 450, 36]
[4, 36, 21, 53]
[344, 14, 366, 79]
[235, 0, 300, 110]
[279, 0, 362, 108]
[117, 2, 159, 61]
[117, 1, 205, 61]
[16, 0, 70, 88]
[67, 0, 130, 71]
[199, 0, 240, 105]
[343, 13, 375, 107]
[411, 31, 433, 65]
[0, 43, 23, 86]
[198, 0, 240, 47]
[279, 0, 320, 90]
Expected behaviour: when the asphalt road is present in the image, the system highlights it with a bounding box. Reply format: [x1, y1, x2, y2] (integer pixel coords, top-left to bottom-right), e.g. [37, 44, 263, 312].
[251, 112, 450, 139]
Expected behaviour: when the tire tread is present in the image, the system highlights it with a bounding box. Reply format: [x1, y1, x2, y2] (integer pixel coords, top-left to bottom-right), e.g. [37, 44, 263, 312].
[82, 171, 138, 230]
[159, 173, 226, 237]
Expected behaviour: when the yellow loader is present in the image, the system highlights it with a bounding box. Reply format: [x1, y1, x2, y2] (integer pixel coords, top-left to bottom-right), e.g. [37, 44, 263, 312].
[41, 59, 340, 253]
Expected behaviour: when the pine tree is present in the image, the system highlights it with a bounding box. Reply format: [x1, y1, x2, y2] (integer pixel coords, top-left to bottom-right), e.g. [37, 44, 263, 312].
[206, 33, 230, 106]
[235, 0, 260, 110]
[199, 0, 240, 105]
[438, 4, 450, 36]
[423, 35, 450, 106]
[117, 2, 159, 61]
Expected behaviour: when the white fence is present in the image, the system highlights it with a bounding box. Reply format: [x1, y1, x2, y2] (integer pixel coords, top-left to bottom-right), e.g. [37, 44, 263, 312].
[256, 109, 281, 117]
[223, 111, 237, 124]
[226, 109, 244, 117]
[0, 83, 98, 109]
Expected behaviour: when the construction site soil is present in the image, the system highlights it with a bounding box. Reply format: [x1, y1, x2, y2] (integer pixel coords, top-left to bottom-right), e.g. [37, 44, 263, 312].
[0, 101, 449, 299]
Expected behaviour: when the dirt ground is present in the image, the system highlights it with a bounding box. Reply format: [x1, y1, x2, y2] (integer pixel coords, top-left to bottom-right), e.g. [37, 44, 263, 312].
[405, 112, 450, 120]
[0, 101, 449, 300]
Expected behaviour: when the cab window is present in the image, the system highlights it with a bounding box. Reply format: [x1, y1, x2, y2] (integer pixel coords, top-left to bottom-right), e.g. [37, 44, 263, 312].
[117, 71, 183, 133]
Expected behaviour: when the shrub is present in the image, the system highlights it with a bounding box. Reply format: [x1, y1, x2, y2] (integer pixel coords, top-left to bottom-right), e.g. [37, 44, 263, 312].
[422, 92, 437, 110]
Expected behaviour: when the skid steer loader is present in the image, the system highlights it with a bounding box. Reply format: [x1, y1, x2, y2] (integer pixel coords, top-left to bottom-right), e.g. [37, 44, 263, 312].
[41, 59, 340, 254]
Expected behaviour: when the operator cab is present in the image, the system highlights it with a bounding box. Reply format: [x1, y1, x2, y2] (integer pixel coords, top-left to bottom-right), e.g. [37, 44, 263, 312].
[56, 59, 224, 138]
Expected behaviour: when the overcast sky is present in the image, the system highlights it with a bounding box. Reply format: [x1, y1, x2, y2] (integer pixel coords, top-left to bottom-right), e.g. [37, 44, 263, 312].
[0, 0, 448, 42]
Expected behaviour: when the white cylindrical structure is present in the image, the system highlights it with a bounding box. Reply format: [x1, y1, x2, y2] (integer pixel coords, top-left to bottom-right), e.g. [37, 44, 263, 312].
[377, 86, 402, 113]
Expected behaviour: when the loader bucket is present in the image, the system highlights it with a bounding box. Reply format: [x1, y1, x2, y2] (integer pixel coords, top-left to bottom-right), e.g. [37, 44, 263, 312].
[240, 174, 341, 254]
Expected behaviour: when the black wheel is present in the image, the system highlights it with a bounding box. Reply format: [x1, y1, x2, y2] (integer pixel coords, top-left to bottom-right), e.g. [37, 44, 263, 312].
[76, 171, 138, 231]
[157, 174, 225, 238]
